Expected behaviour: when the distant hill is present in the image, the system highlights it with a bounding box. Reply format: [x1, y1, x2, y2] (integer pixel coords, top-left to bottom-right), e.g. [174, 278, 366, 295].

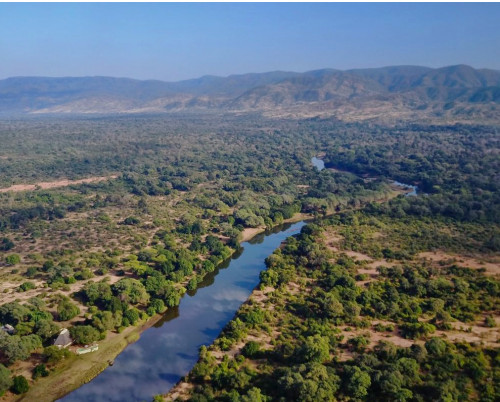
[1, 65, 499, 121]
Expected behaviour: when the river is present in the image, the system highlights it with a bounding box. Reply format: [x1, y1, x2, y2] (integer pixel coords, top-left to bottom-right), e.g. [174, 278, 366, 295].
[61, 155, 414, 401]
[61, 221, 306, 402]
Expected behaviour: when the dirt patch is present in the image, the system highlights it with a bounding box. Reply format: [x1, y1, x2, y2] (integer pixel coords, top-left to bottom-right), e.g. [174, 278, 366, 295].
[0, 175, 118, 193]
[419, 251, 500, 276]
[343, 250, 373, 261]
[365, 259, 396, 269]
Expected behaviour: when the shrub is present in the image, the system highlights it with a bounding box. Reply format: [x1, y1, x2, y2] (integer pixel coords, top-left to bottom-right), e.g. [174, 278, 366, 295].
[11, 375, 29, 394]
[44, 346, 72, 365]
[5, 254, 21, 265]
[33, 364, 49, 379]
[19, 281, 36, 292]
[241, 341, 260, 358]
[123, 216, 140, 225]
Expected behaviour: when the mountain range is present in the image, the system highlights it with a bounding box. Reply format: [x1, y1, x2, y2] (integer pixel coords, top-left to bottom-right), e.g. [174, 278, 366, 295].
[1, 64, 499, 122]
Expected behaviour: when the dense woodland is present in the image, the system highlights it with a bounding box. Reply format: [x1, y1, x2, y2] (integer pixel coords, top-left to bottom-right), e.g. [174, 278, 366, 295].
[0, 114, 498, 400]
[179, 212, 499, 401]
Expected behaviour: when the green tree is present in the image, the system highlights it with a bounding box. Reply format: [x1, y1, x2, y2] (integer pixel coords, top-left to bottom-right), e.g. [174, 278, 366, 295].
[57, 300, 80, 321]
[33, 364, 49, 379]
[113, 279, 149, 304]
[43, 346, 71, 365]
[11, 375, 29, 394]
[296, 335, 330, 363]
[0, 364, 12, 396]
[34, 319, 59, 341]
[344, 366, 371, 399]
[241, 341, 260, 358]
[69, 325, 100, 345]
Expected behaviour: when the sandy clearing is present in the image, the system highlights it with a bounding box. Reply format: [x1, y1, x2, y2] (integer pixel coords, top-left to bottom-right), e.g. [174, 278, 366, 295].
[240, 227, 266, 242]
[0, 175, 118, 193]
[357, 267, 379, 276]
[419, 251, 500, 275]
[343, 250, 373, 261]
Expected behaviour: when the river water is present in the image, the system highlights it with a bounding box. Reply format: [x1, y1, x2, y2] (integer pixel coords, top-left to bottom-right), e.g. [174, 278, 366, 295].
[61, 155, 416, 401]
[311, 156, 325, 171]
[61, 221, 305, 402]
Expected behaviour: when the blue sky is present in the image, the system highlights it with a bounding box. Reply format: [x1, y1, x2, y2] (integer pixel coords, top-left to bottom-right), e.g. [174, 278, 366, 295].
[1, 3, 499, 81]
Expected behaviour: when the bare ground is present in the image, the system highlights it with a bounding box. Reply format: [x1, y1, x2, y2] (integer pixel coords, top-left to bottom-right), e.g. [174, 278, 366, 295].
[0, 175, 118, 193]
[419, 251, 500, 276]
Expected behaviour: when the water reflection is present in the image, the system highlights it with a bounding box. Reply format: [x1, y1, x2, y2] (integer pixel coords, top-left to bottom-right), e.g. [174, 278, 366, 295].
[61, 221, 305, 402]
[311, 156, 325, 171]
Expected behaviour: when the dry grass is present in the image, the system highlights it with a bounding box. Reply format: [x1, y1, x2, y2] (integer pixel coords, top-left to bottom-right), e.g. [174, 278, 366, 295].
[0, 175, 118, 193]
[419, 251, 500, 276]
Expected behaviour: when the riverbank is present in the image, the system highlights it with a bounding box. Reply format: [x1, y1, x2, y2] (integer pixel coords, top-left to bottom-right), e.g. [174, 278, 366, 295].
[239, 213, 313, 242]
[8, 214, 310, 402]
[13, 315, 163, 402]
[12, 183, 405, 401]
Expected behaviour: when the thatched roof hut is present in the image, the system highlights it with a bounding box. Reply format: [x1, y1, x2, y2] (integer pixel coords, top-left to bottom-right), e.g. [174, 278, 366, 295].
[54, 328, 73, 348]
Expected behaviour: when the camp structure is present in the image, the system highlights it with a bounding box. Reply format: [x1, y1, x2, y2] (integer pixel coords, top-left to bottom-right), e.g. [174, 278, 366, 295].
[54, 328, 73, 348]
[1, 324, 15, 335]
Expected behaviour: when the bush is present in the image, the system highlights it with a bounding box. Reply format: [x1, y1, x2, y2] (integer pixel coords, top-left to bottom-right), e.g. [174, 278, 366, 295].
[5, 254, 21, 266]
[123, 308, 140, 325]
[241, 341, 260, 358]
[0, 237, 14, 251]
[33, 364, 49, 379]
[123, 216, 140, 225]
[11, 375, 29, 394]
[57, 300, 80, 321]
[43, 346, 72, 365]
[484, 316, 496, 328]
[19, 281, 36, 292]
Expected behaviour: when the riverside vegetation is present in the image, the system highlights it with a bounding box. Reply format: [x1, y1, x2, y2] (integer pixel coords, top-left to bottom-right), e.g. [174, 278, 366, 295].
[0, 113, 498, 401]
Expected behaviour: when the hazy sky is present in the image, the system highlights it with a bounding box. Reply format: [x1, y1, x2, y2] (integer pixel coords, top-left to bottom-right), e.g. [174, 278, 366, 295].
[1, 3, 499, 81]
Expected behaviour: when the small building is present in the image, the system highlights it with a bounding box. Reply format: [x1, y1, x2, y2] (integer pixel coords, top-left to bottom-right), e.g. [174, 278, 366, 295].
[54, 328, 73, 348]
[1, 324, 15, 335]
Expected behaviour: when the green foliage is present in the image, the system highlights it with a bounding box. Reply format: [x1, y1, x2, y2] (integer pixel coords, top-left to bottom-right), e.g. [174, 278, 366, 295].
[123, 216, 140, 225]
[10, 375, 29, 394]
[69, 325, 100, 345]
[0, 237, 14, 251]
[5, 254, 20, 265]
[18, 281, 36, 292]
[43, 345, 72, 365]
[241, 341, 260, 358]
[344, 366, 371, 399]
[112, 279, 149, 305]
[0, 364, 12, 396]
[295, 335, 330, 363]
[0, 334, 42, 363]
[57, 299, 80, 321]
[33, 364, 49, 379]
[123, 308, 140, 325]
